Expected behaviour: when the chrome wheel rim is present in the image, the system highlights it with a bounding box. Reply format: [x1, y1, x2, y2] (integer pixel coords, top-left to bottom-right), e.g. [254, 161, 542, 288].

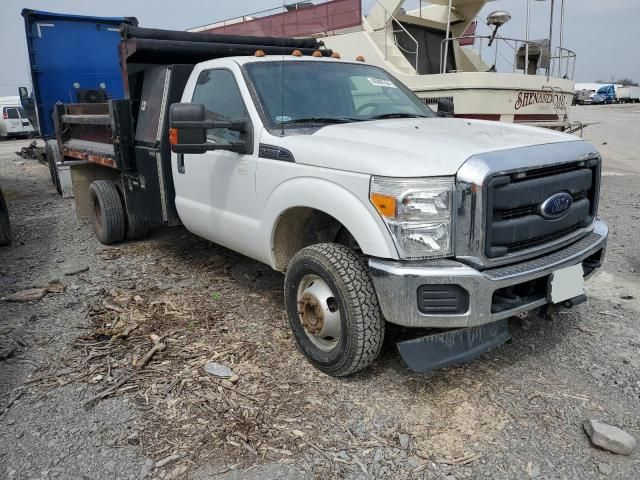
[296, 274, 341, 351]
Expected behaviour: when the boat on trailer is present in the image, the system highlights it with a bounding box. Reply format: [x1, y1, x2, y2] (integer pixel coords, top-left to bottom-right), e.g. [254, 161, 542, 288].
[189, 0, 581, 133]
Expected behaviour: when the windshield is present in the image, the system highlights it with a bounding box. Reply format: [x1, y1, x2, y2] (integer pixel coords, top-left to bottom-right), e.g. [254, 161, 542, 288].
[244, 61, 434, 128]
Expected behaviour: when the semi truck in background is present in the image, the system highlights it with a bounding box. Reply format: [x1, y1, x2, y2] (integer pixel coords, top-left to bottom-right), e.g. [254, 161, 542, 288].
[594, 84, 617, 104]
[19, 9, 608, 377]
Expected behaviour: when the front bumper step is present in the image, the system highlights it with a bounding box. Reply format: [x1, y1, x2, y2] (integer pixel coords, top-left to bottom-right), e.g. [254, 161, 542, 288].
[397, 319, 511, 373]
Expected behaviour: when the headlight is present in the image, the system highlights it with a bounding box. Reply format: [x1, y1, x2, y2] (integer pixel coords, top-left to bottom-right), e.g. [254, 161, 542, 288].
[370, 176, 454, 259]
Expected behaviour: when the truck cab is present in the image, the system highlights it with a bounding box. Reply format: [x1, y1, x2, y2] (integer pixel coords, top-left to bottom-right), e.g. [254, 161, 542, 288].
[169, 55, 607, 376]
[595, 84, 616, 104]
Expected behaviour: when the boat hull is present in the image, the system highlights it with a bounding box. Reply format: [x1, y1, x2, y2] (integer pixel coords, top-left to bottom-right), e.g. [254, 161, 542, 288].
[400, 72, 574, 129]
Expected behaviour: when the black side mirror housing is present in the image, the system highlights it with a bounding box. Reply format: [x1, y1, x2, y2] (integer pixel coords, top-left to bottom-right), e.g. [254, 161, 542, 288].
[18, 86, 33, 108]
[437, 98, 455, 118]
[169, 103, 250, 154]
[170, 103, 207, 153]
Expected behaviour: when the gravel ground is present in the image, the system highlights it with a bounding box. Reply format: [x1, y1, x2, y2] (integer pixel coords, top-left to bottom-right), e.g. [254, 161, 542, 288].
[1, 105, 639, 480]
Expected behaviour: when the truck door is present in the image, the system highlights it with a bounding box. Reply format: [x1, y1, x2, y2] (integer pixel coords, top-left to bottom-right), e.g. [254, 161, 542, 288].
[173, 68, 259, 256]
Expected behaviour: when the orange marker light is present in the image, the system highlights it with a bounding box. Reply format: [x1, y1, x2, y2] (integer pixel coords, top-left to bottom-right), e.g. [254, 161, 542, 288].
[292, 49, 303, 57]
[331, 52, 341, 59]
[370, 193, 396, 218]
[312, 50, 323, 57]
[169, 128, 178, 146]
[355, 55, 366, 62]
[255, 49, 266, 57]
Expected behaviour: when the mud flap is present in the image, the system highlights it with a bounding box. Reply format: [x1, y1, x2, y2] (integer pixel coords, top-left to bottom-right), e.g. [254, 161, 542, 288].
[397, 319, 511, 374]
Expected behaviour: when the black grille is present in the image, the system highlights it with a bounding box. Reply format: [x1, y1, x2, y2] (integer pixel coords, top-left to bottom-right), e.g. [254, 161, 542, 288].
[493, 191, 586, 221]
[509, 162, 583, 180]
[502, 226, 582, 252]
[486, 159, 600, 258]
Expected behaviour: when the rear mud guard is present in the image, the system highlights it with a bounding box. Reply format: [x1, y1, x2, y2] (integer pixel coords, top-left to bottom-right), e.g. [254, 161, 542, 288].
[397, 319, 511, 374]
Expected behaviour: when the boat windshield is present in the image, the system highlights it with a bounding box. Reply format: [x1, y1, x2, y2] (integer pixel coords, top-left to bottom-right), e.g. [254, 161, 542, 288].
[243, 60, 434, 128]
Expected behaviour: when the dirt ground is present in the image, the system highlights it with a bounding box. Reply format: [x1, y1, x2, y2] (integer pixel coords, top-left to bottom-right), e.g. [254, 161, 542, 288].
[1, 105, 639, 480]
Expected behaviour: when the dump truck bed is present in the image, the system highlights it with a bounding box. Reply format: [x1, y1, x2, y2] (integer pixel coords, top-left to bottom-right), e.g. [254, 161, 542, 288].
[21, 9, 138, 139]
[50, 23, 330, 226]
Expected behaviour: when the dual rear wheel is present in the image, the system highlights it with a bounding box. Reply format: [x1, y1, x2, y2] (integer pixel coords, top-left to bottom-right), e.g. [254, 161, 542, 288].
[88, 180, 148, 245]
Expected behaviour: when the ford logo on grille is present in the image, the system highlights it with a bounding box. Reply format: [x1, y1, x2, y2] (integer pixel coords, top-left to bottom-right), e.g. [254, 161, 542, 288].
[540, 192, 573, 219]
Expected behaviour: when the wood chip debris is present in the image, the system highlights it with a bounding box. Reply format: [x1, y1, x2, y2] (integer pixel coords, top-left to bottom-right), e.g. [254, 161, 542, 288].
[57, 243, 502, 477]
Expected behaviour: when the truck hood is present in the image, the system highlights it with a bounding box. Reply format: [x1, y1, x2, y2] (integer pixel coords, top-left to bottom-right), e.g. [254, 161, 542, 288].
[273, 118, 581, 177]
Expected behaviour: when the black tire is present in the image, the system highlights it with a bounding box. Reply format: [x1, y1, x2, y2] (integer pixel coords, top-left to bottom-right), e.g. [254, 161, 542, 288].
[112, 183, 148, 241]
[45, 140, 56, 185]
[45, 140, 62, 194]
[125, 210, 149, 241]
[0, 187, 10, 246]
[284, 243, 384, 377]
[88, 180, 126, 245]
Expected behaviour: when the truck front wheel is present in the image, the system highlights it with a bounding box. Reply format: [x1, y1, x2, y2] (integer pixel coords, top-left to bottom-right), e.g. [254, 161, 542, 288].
[284, 243, 385, 377]
[88, 180, 126, 245]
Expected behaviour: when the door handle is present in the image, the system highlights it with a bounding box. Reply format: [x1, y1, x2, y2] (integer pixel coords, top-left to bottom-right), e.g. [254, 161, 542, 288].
[177, 153, 185, 174]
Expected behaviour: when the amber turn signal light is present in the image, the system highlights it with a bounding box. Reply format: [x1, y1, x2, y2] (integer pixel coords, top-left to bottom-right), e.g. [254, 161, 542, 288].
[370, 192, 396, 218]
[169, 128, 178, 146]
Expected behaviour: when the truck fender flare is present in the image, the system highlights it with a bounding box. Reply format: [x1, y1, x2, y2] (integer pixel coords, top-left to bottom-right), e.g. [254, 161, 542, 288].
[261, 178, 398, 270]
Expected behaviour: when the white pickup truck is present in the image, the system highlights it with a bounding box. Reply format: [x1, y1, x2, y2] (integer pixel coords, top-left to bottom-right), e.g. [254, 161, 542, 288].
[166, 55, 607, 376]
[45, 28, 608, 376]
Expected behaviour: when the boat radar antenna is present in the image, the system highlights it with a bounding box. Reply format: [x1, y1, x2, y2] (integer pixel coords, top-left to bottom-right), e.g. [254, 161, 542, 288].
[486, 10, 512, 46]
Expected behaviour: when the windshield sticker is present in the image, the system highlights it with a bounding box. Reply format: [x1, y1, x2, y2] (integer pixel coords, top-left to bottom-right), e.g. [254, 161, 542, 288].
[367, 77, 397, 89]
[275, 115, 292, 123]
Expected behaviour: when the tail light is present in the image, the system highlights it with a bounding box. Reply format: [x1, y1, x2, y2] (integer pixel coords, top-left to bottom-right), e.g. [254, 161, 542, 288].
[2, 111, 7, 120]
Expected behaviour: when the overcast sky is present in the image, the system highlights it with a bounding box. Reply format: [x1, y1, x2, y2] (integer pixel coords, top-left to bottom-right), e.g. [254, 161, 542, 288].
[1, 0, 638, 96]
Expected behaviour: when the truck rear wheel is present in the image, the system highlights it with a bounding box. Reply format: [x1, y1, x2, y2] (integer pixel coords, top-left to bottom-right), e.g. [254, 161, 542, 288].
[284, 243, 385, 377]
[45, 140, 62, 195]
[0, 187, 10, 246]
[125, 211, 149, 241]
[89, 180, 126, 245]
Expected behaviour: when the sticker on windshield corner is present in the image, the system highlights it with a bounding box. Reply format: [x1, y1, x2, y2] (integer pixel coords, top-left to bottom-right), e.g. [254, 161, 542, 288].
[276, 115, 292, 123]
[367, 77, 397, 88]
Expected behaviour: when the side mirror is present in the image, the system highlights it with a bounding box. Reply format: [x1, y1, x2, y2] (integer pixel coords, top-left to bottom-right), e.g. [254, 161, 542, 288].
[169, 103, 249, 154]
[437, 98, 455, 118]
[18, 87, 32, 108]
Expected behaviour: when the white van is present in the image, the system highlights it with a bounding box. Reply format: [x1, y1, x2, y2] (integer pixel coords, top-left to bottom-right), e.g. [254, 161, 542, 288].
[0, 96, 34, 139]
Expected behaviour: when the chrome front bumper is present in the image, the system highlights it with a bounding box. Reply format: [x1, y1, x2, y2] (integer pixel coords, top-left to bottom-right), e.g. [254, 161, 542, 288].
[369, 219, 608, 328]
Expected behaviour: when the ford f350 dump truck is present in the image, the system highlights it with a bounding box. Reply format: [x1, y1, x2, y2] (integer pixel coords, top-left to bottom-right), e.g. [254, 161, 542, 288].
[23, 16, 608, 376]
